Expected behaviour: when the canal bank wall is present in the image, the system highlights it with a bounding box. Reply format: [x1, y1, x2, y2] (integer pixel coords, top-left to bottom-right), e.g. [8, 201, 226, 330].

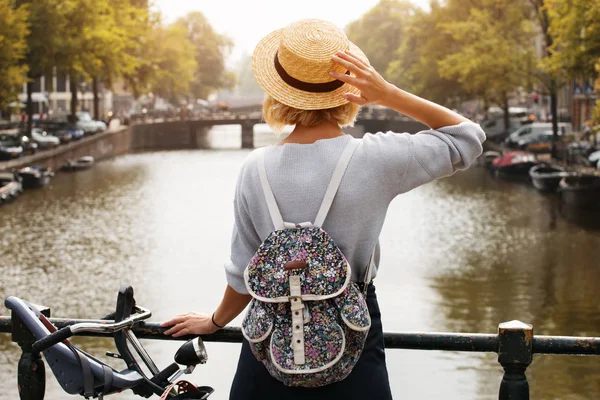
[0, 128, 133, 172]
[0, 122, 206, 171]
[0, 119, 429, 172]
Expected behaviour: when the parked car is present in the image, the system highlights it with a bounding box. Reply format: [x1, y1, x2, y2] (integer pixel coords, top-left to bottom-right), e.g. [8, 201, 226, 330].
[31, 128, 60, 149]
[20, 135, 38, 155]
[74, 111, 107, 134]
[37, 120, 85, 143]
[51, 112, 107, 135]
[0, 133, 23, 160]
[505, 122, 573, 148]
[518, 131, 554, 152]
[480, 107, 532, 141]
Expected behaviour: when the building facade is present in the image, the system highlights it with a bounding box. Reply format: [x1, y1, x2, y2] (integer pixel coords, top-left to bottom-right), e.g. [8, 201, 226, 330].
[17, 68, 113, 119]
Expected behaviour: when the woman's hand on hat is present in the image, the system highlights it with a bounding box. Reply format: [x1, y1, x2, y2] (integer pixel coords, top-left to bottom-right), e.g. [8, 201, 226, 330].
[161, 312, 219, 337]
[330, 50, 393, 106]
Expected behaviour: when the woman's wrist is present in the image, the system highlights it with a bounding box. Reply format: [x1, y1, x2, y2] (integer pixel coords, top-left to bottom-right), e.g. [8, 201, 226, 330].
[377, 82, 402, 109]
[211, 312, 226, 329]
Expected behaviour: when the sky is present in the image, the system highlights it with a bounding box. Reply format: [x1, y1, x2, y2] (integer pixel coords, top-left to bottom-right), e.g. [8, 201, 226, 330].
[154, 0, 430, 66]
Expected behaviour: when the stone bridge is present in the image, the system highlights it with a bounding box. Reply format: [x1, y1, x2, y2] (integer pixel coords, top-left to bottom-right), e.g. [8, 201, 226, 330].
[129, 107, 428, 150]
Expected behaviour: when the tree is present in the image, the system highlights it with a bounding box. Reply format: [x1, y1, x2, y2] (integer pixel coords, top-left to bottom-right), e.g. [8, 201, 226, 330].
[596, 61, 600, 123]
[17, 0, 67, 133]
[437, 0, 536, 132]
[138, 22, 197, 103]
[346, 0, 415, 79]
[545, 0, 600, 124]
[78, 0, 149, 119]
[528, 0, 562, 156]
[55, 0, 116, 118]
[177, 12, 234, 101]
[386, 1, 468, 106]
[122, 10, 162, 99]
[0, 0, 28, 111]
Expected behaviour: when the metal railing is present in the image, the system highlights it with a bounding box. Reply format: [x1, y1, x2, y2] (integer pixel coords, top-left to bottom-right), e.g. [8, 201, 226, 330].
[1, 312, 599, 400]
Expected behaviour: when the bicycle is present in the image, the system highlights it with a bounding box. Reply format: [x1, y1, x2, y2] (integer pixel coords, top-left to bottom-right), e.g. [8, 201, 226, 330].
[5, 285, 214, 399]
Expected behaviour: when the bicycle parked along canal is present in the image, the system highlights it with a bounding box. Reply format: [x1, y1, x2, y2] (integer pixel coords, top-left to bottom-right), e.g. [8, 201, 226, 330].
[5, 286, 213, 399]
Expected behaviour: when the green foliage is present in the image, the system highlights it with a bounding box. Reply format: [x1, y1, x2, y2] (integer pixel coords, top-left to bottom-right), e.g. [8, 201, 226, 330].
[386, 2, 468, 105]
[124, 10, 232, 103]
[437, 0, 536, 106]
[176, 12, 234, 100]
[0, 0, 29, 107]
[143, 22, 197, 102]
[122, 11, 197, 103]
[20, 0, 69, 78]
[545, 0, 600, 77]
[346, 0, 415, 78]
[0, 1, 233, 109]
[545, 0, 600, 122]
[346, 0, 536, 110]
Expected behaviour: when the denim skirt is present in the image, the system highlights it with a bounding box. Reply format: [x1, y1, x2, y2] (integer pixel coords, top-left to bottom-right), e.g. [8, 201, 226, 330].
[229, 284, 393, 400]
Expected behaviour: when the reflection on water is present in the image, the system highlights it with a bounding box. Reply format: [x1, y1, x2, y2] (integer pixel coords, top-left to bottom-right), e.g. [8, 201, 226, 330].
[1, 127, 600, 399]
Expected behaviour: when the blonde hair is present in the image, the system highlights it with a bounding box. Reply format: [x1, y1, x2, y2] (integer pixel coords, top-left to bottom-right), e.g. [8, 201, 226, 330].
[262, 96, 360, 134]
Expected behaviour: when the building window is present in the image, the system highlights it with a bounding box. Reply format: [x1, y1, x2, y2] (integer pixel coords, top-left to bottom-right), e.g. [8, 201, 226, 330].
[56, 100, 67, 112]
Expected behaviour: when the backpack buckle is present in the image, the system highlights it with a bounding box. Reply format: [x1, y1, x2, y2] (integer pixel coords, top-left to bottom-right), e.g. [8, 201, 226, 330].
[290, 296, 304, 310]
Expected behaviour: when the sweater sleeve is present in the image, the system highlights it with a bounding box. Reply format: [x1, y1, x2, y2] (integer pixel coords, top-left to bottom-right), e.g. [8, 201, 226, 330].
[363, 121, 486, 197]
[224, 162, 262, 295]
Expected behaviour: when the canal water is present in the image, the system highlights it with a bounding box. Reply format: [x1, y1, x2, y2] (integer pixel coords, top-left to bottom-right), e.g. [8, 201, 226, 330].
[1, 125, 600, 400]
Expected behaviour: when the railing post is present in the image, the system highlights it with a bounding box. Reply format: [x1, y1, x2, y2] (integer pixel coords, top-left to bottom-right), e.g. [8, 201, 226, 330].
[11, 304, 50, 400]
[498, 320, 533, 400]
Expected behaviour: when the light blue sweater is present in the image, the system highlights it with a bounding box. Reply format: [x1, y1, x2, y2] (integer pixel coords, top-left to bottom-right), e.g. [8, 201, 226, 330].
[225, 122, 486, 294]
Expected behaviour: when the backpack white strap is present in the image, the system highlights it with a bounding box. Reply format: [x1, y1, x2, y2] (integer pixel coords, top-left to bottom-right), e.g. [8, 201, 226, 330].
[289, 275, 306, 365]
[362, 246, 376, 295]
[257, 148, 285, 231]
[313, 139, 361, 228]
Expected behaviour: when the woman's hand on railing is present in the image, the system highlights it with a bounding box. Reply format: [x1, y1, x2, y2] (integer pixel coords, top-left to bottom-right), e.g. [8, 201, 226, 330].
[161, 312, 219, 337]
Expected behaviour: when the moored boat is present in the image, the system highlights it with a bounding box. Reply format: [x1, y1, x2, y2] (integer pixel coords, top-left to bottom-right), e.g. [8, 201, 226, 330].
[0, 172, 23, 205]
[491, 151, 538, 180]
[480, 151, 501, 168]
[17, 166, 54, 189]
[62, 156, 95, 171]
[558, 175, 600, 210]
[529, 164, 572, 193]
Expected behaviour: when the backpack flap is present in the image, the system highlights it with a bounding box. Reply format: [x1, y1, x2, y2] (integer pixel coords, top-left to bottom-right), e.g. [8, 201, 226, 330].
[244, 227, 351, 302]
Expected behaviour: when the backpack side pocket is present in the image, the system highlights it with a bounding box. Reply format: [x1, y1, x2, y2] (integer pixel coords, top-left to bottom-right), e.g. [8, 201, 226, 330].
[242, 300, 274, 361]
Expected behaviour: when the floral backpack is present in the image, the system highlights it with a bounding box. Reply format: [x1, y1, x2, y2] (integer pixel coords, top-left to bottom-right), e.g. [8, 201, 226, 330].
[241, 139, 373, 387]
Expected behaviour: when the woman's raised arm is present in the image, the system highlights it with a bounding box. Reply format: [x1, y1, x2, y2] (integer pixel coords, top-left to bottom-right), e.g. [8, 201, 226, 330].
[330, 50, 470, 129]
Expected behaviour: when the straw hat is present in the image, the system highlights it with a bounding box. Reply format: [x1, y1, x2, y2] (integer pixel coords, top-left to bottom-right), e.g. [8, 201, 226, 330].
[252, 19, 370, 110]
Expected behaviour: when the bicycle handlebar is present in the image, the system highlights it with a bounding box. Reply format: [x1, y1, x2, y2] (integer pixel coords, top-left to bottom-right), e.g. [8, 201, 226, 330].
[31, 306, 152, 353]
[31, 326, 73, 353]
